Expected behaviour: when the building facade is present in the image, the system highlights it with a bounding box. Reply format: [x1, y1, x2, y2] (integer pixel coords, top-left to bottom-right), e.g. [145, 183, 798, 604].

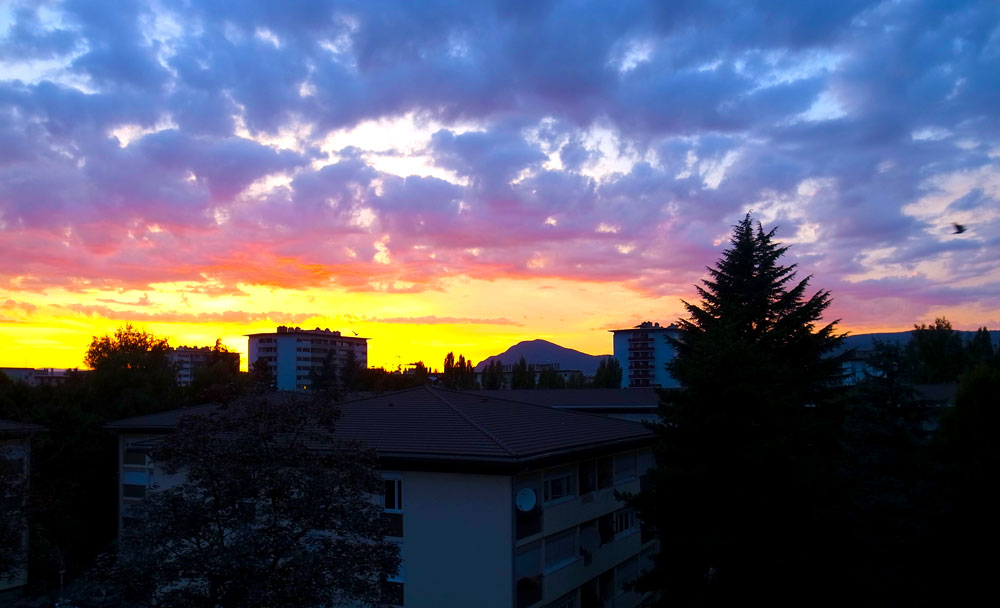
[165, 346, 240, 387]
[247, 326, 368, 391]
[0, 419, 43, 592]
[610, 322, 682, 389]
[108, 387, 657, 608]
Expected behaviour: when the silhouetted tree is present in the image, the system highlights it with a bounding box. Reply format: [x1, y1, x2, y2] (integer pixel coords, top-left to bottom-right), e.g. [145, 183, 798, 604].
[565, 371, 586, 388]
[85, 324, 179, 418]
[830, 339, 935, 603]
[308, 349, 340, 395]
[187, 339, 241, 403]
[511, 357, 535, 389]
[591, 358, 622, 388]
[906, 317, 965, 382]
[113, 393, 400, 608]
[537, 367, 565, 389]
[932, 363, 1000, 602]
[341, 350, 363, 392]
[965, 326, 995, 368]
[481, 360, 504, 390]
[442, 353, 476, 390]
[627, 214, 846, 605]
[248, 356, 275, 392]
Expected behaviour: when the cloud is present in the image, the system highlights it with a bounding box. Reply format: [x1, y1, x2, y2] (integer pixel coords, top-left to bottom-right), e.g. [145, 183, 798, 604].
[372, 315, 522, 326]
[0, 0, 998, 330]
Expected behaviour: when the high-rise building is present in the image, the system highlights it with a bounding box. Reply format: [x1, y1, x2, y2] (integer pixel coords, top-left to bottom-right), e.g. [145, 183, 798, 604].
[247, 326, 368, 391]
[610, 322, 682, 389]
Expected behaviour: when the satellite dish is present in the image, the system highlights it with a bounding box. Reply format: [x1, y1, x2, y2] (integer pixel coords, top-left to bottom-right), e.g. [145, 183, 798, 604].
[515, 488, 537, 512]
[579, 527, 600, 553]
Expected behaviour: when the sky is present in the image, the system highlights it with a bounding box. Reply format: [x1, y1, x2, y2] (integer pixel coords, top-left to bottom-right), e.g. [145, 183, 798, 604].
[1, 0, 998, 372]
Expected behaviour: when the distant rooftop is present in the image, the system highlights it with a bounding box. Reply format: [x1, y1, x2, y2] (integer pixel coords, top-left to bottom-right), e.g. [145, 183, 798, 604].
[609, 321, 682, 332]
[106, 386, 654, 472]
[245, 326, 368, 340]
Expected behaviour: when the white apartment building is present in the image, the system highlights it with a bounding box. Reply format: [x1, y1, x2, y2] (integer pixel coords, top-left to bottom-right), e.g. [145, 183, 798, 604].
[107, 386, 658, 608]
[247, 326, 368, 391]
[610, 322, 683, 389]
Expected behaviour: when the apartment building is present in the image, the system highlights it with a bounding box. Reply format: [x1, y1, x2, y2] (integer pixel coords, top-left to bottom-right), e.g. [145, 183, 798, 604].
[107, 386, 657, 608]
[247, 326, 368, 391]
[609, 322, 682, 389]
[0, 419, 43, 592]
[165, 346, 240, 387]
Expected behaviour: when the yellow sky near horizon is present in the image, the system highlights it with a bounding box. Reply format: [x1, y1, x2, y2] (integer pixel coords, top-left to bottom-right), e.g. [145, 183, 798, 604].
[4, 274, 989, 374]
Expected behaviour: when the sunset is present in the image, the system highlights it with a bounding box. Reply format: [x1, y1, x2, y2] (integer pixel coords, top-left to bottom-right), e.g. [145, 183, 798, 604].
[2, 2, 1000, 606]
[3, 1, 999, 371]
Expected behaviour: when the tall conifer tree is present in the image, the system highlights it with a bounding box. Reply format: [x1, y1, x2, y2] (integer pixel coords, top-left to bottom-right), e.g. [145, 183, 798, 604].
[628, 214, 845, 605]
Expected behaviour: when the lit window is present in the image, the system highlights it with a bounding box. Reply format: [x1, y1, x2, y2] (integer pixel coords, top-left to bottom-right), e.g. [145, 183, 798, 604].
[543, 467, 576, 503]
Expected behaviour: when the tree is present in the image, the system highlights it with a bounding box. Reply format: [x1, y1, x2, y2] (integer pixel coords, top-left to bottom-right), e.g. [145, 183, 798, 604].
[511, 356, 535, 389]
[537, 367, 566, 389]
[965, 326, 995, 369]
[627, 214, 845, 605]
[308, 349, 340, 395]
[248, 356, 275, 393]
[187, 339, 241, 402]
[114, 393, 400, 608]
[480, 360, 505, 390]
[85, 324, 179, 418]
[591, 358, 622, 388]
[905, 317, 965, 383]
[442, 353, 477, 390]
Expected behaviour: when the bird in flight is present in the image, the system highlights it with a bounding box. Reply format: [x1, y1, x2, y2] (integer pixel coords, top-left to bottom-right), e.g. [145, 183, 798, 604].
[953, 223, 967, 234]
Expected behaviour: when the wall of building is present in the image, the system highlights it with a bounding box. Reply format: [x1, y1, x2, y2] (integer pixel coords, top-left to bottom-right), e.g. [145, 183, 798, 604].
[401, 471, 513, 608]
[612, 327, 681, 389]
[512, 447, 656, 608]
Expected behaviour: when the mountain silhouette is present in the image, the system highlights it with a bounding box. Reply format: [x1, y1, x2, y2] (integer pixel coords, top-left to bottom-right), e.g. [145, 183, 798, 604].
[475, 339, 611, 376]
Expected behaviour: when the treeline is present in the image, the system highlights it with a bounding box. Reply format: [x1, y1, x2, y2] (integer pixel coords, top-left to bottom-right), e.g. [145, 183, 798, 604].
[0, 325, 244, 595]
[628, 216, 1000, 607]
[452, 354, 624, 389]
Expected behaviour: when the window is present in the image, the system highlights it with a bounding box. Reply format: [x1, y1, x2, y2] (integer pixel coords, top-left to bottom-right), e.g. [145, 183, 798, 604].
[614, 452, 636, 484]
[613, 508, 637, 536]
[122, 470, 150, 499]
[578, 460, 596, 494]
[516, 542, 543, 608]
[597, 457, 614, 489]
[123, 448, 150, 466]
[384, 478, 403, 512]
[547, 592, 576, 608]
[615, 557, 639, 596]
[543, 467, 576, 503]
[544, 529, 577, 572]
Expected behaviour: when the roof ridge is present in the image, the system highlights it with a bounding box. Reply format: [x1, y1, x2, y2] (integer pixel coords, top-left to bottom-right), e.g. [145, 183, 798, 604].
[426, 387, 517, 457]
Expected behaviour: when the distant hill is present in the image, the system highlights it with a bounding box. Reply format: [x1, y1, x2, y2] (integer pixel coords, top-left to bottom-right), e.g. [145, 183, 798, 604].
[835, 329, 1000, 354]
[474, 340, 611, 376]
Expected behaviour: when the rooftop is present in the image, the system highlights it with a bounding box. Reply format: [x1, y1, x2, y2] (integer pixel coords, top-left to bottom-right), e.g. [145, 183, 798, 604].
[106, 386, 654, 471]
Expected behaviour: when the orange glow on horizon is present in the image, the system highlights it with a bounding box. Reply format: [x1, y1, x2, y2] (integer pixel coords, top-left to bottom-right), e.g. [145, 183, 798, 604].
[4, 274, 996, 376]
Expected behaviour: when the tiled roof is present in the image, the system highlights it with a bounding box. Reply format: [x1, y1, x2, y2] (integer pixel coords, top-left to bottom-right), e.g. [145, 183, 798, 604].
[107, 386, 654, 466]
[473, 388, 660, 410]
